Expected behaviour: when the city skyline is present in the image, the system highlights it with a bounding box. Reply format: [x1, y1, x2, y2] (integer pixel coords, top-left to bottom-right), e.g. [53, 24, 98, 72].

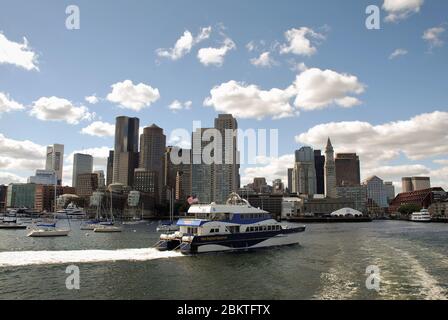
[0, 0, 447, 192]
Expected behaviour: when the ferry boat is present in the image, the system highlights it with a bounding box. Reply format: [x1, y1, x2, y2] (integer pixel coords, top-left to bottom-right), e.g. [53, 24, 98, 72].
[155, 193, 306, 254]
[410, 209, 431, 222]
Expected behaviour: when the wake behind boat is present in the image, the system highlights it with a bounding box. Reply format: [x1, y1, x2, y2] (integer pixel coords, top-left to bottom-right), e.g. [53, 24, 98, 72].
[155, 193, 305, 254]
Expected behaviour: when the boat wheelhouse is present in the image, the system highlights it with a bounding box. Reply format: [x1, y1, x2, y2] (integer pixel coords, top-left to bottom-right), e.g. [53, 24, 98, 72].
[155, 193, 305, 254]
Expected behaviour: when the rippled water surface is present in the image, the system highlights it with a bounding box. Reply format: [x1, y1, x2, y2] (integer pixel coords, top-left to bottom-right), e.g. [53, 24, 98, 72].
[0, 220, 447, 299]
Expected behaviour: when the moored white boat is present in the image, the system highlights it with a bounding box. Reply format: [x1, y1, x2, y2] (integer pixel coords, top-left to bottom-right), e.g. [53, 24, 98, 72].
[410, 209, 431, 222]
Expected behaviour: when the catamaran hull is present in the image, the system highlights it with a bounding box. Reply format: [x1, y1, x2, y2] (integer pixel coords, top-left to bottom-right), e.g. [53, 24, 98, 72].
[158, 226, 306, 254]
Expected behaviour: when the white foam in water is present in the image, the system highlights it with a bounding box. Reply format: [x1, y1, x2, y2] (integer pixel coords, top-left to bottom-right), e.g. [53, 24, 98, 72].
[0, 248, 183, 267]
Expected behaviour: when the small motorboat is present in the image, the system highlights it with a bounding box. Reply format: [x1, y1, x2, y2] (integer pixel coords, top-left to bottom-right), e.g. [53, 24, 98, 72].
[156, 221, 179, 232]
[0, 218, 27, 229]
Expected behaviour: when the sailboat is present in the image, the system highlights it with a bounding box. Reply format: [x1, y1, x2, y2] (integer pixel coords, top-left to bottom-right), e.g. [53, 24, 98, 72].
[122, 202, 145, 225]
[80, 195, 102, 230]
[28, 176, 70, 237]
[94, 190, 121, 233]
[156, 189, 179, 232]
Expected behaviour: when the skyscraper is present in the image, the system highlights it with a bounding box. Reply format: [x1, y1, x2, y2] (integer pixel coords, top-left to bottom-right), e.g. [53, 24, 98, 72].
[292, 147, 317, 195]
[113, 116, 139, 186]
[335, 153, 360, 186]
[314, 150, 325, 194]
[139, 124, 166, 201]
[402, 176, 431, 192]
[287, 168, 293, 193]
[72, 153, 93, 188]
[164, 147, 191, 201]
[214, 114, 240, 204]
[363, 175, 388, 208]
[106, 150, 114, 187]
[384, 181, 395, 203]
[45, 144, 64, 185]
[191, 128, 213, 203]
[94, 170, 105, 189]
[324, 138, 337, 198]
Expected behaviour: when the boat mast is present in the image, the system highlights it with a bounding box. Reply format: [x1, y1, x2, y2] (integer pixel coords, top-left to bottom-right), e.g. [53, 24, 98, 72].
[54, 173, 57, 213]
[110, 190, 113, 222]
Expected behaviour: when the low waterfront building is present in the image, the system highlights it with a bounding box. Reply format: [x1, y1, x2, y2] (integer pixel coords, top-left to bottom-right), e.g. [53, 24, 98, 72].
[389, 187, 446, 213]
[300, 196, 355, 216]
[281, 196, 302, 219]
[35, 185, 76, 212]
[336, 184, 367, 213]
[238, 193, 283, 219]
[429, 199, 448, 217]
[6, 183, 37, 209]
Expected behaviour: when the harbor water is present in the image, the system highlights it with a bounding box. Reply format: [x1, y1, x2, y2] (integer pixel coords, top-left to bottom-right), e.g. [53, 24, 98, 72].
[0, 220, 447, 300]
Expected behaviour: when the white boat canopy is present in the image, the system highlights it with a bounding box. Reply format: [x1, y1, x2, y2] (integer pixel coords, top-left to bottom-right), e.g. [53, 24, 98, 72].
[331, 208, 363, 217]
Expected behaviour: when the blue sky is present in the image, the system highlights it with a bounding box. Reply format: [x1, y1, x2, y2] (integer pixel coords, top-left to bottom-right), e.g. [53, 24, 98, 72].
[0, 0, 447, 190]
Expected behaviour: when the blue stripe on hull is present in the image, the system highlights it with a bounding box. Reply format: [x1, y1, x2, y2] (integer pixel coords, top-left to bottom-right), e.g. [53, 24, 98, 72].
[184, 227, 305, 254]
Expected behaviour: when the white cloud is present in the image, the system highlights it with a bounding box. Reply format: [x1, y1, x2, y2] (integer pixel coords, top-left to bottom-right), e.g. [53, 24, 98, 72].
[85, 95, 99, 104]
[292, 68, 365, 110]
[389, 48, 408, 59]
[0, 171, 27, 184]
[0, 33, 39, 71]
[204, 67, 364, 119]
[246, 41, 256, 52]
[250, 52, 277, 68]
[363, 165, 430, 181]
[168, 100, 192, 112]
[106, 80, 160, 111]
[168, 133, 191, 150]
[434, 159, 448, 166]
[0, 133, 46, 160]
[29, 96, 94, 125]
[0, 92, 24, 114]
[197, 37, 236, 67]
[63, 146, 111, 186]
[242, 154, 294, 186]
[80, 121, 115, 137]
[280, 27, 325, 56]
[156, 26, 212, 60]
[422, 27, 445, 49]
[0, 133, 46, 185]
[296, 111, 448, 170]
[204, 80, 296, 120]
[382, 0, 424, 22]
[66, 146, 111, 167]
